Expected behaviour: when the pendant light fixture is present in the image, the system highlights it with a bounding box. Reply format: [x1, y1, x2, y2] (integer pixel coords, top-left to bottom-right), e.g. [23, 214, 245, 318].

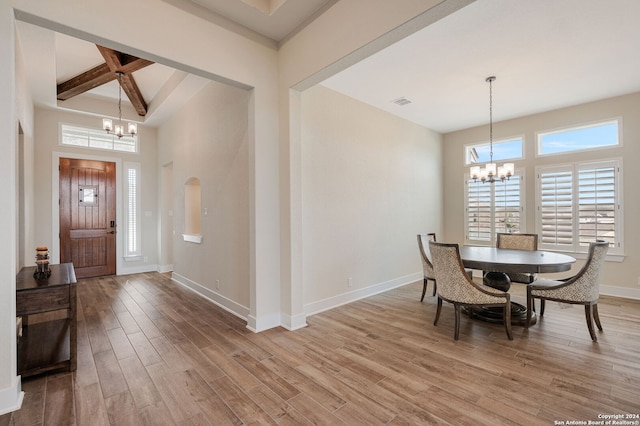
[470, 76, 514, 183]
[103, 71, 137, 139]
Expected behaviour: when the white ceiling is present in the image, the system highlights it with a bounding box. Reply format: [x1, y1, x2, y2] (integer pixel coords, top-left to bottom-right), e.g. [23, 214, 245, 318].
[15, 0, 640, 134]
[322, 0, 640, 133]
[189, 0, 337, 42]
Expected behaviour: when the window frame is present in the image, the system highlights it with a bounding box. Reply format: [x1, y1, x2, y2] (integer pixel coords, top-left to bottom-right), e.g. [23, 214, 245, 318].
[535, 158, 623, 256]
[60, 123, 139, 154]
[123, 162, 142, 258]
[464, 135, 524, 166]
[465, 168, 526, 246]
[536, 118, 621, 158]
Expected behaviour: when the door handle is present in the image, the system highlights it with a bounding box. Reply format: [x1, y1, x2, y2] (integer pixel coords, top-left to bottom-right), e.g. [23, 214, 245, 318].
[108, 231, 115, 234]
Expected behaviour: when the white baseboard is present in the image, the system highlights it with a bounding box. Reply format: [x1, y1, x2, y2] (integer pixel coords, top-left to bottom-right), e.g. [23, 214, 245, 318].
[0, 376, 24, 416]
[304, 272, 422, 317]
[601, 284, 640, 300]
[171, 273, 249, 322]
[157, 264, 173, 273]
[119, 264, 158, 275]
[246, 313, 282, 333]
[280, 313, 308, 331]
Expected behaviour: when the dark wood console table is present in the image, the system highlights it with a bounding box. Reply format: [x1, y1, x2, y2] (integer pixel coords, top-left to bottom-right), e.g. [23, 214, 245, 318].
[16, 263, 77, 377]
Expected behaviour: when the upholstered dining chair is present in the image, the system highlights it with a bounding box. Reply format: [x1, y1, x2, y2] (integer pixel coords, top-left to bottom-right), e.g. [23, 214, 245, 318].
[429, 241, 513, 340]
[417, 233, 473, 301]
[496, 233, 539, 284]
[526, 240, 608, 342]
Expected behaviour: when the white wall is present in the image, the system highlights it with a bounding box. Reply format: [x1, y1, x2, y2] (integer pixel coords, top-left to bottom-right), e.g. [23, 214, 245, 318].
[11, 0, 282, 332]
[33, 107, 159, 275]
[157, 81, 251, 316]
[443, 92, 640, 299]
[0, 0, 24, 413]
[1, 0, 471, 413]
[302, 85, 443, 313]
[277, 0, 474, 329]
[15, 33, 35, 272]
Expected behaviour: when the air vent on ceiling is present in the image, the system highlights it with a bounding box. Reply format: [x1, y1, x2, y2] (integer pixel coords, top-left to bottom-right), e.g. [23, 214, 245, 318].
[392, 97, 412, 106]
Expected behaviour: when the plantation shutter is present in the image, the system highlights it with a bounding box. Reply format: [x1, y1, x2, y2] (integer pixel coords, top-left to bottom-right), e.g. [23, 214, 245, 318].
[578, 163, 617, 248]
[537, 160, 620, 254]
[466, 178, 492, 242]
[538, 167, 573, 248]
[465, 171, 523, 244]
[494, 175, 522, 234]
[124, 163, 141, 257]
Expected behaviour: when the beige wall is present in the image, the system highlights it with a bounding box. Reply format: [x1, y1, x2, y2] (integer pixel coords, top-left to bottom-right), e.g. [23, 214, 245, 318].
[443, 92, 640, 297]
[302, 85, 443, 312]
[33, 107, 159, 274]
[157, 81, 251, 313]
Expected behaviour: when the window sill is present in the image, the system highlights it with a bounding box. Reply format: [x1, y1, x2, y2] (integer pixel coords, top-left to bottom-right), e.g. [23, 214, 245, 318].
[182, 234, 202, 244]
[124, 256, 142, 262]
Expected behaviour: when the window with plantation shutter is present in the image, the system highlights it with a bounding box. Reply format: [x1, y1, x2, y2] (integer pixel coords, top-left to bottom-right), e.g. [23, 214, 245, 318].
[465, 171, 524, 244]
[494, 176, 522, 235]
[538, 167, 573, 248]
[578, 164, 617, 248]
[536, 160, 621, 254]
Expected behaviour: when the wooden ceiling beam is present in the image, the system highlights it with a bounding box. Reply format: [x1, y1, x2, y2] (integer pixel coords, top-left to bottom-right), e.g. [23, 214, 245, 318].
[96, 46, 153, 75]
[119, 73, 147, 117]
[56, 46, 153, 116]
[56, 63, 115, 101]
[97, 45, 151, 116]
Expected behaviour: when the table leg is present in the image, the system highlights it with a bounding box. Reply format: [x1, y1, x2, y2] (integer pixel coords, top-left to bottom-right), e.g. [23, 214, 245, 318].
[468, 271, 536, 326]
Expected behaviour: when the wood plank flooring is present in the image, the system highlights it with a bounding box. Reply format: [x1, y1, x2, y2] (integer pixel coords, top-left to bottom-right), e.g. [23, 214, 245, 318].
[2, 272, 640, 425]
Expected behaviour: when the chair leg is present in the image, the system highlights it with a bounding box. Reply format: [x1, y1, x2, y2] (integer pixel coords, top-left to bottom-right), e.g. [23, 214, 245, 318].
[420, 278, 427, 302]
[585, 305, 597, 342]
[526, 287, 532, 327]
[434, 297, 443, 326]
[540, 299, 546, 317]
[454, 304, 461, 340]
[593, 303, 603, 331]
[504, 300, 513, 340]
[432, 279, 437, 297]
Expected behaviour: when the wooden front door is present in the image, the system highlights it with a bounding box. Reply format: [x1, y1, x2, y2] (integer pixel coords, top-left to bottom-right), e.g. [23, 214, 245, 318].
[59, 158, 116, 278]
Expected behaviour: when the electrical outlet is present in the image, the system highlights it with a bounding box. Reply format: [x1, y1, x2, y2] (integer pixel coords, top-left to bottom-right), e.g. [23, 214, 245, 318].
[348, 277, 353, 288]
[216, 279, 220, 290]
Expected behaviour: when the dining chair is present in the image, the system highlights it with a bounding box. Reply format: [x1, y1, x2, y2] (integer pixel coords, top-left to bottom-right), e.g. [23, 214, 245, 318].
[526, 240, 608, 342]
[429, 241, 513, 340]
[496, 233, 539, 284]
[417, 233, 473, 301]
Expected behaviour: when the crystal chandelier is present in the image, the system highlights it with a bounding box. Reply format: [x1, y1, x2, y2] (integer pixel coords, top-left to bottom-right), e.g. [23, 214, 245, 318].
[102, 72, 137, 139]
[470, 76, 513, 183]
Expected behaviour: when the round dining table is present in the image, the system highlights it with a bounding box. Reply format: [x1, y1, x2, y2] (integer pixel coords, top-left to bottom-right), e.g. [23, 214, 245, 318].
[458, 246, 576, 325]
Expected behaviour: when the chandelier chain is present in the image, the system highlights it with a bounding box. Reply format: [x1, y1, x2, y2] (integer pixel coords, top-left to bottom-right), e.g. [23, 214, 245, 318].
[469, 76, 513, 184]
[103, 71, 136, 139]
[488, 75, 494, 161]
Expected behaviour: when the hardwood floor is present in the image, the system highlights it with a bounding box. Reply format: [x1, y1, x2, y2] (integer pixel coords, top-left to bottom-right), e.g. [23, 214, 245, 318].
[2, 272, 640, 425]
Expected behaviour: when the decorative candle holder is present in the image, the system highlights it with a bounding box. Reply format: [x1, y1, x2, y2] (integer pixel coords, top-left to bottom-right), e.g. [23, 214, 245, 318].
[33, 246, 51, 281]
